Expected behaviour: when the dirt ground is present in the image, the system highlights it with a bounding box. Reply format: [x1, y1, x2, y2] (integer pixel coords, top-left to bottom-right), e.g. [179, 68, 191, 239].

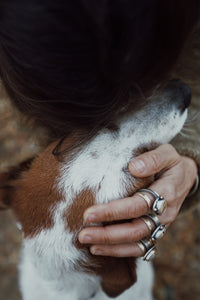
[1, 27, 200, 300]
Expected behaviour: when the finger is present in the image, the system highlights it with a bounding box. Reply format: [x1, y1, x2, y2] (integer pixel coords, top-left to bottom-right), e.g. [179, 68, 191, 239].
[89, 242, 144, 257]
[78, 218, 150, 244]
[80, 174, 186, 247]
[83, 193, 150, 223]
[129, 144, 180, 177]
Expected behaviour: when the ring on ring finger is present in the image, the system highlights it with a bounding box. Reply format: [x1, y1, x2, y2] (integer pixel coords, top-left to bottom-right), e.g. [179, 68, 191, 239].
[137, 216, 166, 260]
[140, 237, 155, 250]
[143, 246, 158, 262]
[137, 237, 157, 262]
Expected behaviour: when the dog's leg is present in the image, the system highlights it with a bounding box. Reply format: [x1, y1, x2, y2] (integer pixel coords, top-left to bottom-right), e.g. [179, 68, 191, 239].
[19, 250, 50, 300]
[19, 247, 78, 300]
[92, 259, 154, 300]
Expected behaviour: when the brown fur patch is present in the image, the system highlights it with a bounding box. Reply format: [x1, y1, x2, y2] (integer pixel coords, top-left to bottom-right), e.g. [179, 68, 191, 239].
[64, 189, 95, 233]
[100, 257, 137, 297]
[0, 132, 85, 237]
[11, 141, 62, 237]
[64, 189, 138, 298]
[0, 158, 34, 210]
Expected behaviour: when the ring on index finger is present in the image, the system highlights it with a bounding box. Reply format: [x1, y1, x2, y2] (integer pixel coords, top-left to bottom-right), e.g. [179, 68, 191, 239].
[138, 188, 167, 215]
[137, 192, 152, 209]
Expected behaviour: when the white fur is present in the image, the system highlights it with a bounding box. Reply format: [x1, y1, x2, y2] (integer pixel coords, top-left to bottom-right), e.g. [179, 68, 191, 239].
[60, 97, 187, 205]
[19, 95, 187, 300]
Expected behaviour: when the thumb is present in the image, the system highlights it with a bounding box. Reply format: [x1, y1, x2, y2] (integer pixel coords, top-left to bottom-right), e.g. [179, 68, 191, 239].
[128, 144, 180, 177]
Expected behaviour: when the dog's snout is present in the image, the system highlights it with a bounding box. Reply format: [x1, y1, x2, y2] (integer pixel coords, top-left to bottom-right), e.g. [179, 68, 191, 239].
[167, 79, 191, 112]
[182, 84, 191, 108]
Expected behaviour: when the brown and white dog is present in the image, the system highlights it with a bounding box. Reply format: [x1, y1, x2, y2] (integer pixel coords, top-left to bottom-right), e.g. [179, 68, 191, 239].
[0, 79, 191, 300]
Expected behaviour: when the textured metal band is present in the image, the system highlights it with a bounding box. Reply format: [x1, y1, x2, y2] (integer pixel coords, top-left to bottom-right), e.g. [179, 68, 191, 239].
[143, 246, 158, 262]
[146, 214, 160, 227]
[140, 237, 155, 251]
[139, 188, 160, 199]
[151, 224, 166, 241]
[136, 241, 146, 254]
[141, 216, 156, 233]
[138, 188, 167, 215]
[137, 192, 152, 209]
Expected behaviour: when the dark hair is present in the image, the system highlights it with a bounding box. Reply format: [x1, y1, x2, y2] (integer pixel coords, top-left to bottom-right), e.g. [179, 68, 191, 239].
[0, 0, 199, 139]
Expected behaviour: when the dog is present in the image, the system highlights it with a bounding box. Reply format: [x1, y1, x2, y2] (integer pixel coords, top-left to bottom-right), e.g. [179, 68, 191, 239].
[0, 79, 191, 300]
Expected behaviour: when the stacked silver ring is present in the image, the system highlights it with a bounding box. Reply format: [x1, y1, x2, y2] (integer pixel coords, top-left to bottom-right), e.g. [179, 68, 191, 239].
[137, 214, 166, 261]
[137, 188, 167, 261]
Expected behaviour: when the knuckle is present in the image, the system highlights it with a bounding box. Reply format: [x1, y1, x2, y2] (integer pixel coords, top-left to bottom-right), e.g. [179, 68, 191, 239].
[105, 203, 123, 221]
[124, 204, 136, 219]
[102, 227, 113, 244]
[130, 227, 144, 242]
[167, 144, 178, 155]
[108, 246, 124, 257]
[167, 210, 178, 224]
[166, 184, 176, 202]
[135, 229, 145, 241]
[165, 143, 175, 152]
[104, 207, 115, 221]
[127, 199, 147, 218]
[150, 152, 161, 173]
[139, 200, 149, 214]
[121, 200, 138, 219]
[166, 144, 180, 162]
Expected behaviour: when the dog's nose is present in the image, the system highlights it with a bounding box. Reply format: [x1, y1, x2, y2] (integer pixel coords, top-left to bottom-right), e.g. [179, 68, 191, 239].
[167, 79, 191, 112]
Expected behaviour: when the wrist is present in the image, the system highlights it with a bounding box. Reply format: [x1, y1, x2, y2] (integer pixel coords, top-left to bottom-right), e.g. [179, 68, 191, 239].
[187, 173, 199, 197]
[182, 156, 199, 197]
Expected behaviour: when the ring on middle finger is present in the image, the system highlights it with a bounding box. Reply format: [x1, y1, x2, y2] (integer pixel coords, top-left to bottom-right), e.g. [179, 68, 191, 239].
[141, 216, 156, 233]
[151, 224, 166, 241]
[144, 214, 167, 241]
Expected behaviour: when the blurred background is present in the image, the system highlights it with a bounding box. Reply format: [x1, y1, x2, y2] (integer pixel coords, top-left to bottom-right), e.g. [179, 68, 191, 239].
[0, 25, 200, 300]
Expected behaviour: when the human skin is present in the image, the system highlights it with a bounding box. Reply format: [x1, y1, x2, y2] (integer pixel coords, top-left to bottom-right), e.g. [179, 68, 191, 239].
[78, 144, 198, 257]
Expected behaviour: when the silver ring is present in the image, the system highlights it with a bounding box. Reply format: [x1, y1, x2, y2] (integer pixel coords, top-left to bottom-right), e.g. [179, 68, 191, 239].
[143, 246, 158, 262]
[136, 241, 146, 255]
[144, 215, 166, 241]
[141, 216, 156, 233]
[146, 214, 160, 227]
[151, 224, 166, 241]
[137, 192, 152, 209]
[140, 237, 155, 251]
[138, 188, 167, 215]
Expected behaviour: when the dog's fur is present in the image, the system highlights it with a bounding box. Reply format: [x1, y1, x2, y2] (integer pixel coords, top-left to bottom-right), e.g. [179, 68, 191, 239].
[0, 79, 190, 300]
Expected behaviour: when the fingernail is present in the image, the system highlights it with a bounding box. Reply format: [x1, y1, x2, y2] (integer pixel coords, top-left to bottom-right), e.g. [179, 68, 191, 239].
[79, 235, 92, 243]
[84, 213, 97, 223]
[90, 247, 102, 255]
[130, 159, 145, 173]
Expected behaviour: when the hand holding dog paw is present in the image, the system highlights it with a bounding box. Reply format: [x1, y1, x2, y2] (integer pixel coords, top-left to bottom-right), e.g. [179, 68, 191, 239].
[78, 144, 198, 257]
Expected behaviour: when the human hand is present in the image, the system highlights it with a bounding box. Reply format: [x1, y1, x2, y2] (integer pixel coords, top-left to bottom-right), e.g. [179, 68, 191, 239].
[78, 144, 198, 257]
